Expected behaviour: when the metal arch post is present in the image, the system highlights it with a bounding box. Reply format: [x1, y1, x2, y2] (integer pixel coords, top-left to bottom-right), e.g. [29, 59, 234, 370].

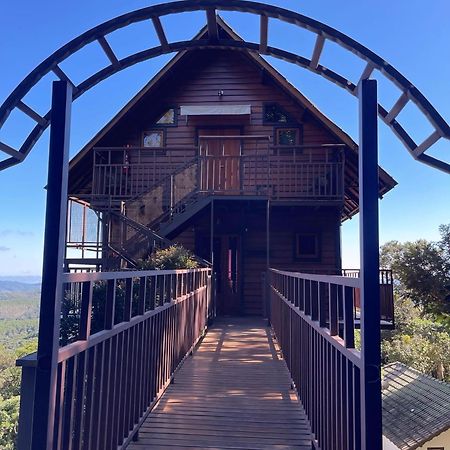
[30, 81, 72, 450]
[358, 79, 382, 450]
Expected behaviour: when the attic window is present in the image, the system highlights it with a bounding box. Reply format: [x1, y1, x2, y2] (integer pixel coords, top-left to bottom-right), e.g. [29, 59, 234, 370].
[156, 108, 176, 125]
[264, 103, 290, 124]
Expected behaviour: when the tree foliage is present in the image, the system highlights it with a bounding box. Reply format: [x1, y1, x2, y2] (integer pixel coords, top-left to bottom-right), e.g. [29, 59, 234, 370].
[380, 225, 450, 380]
[380, 225, 450, 323]
[137, 245, 199, 270]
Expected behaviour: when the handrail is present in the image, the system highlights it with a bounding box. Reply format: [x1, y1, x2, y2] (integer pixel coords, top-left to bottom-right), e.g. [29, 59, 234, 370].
[268, 268, 365, 449]
[271, 268, 361, 288]
[17, 267, 213, 450]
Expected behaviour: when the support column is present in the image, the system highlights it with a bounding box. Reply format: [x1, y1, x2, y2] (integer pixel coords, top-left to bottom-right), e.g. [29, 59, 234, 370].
[358, 79, 382, 450]
[31, 81, 72, 450]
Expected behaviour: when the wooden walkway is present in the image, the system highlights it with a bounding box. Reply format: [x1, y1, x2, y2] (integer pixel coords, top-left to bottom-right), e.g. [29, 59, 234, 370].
[128, 317, 312, 449]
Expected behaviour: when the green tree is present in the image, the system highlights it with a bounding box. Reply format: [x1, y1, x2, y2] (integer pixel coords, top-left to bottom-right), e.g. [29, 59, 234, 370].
[380, 225, 450, 323]
[0, 396, 19, 450]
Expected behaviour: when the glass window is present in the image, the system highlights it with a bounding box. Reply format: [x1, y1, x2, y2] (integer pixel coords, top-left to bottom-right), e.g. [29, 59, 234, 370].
[277, 128, 299, 146]
[264, 103, 290, 123]
[143, 130, 164, 148]
[156, 108, 176, 125]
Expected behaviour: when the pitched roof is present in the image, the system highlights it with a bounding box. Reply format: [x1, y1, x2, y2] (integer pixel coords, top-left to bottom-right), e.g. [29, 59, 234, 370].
[382, 362, 450, 450]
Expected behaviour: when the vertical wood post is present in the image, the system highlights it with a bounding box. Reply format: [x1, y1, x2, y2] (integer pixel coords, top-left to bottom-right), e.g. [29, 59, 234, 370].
[31, 81, 72, 450]
[358, 79, 382, 450]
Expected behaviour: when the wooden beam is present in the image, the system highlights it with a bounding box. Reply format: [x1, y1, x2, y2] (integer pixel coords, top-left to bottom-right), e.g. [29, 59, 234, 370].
[310, 34, 325, 69]
[0, 141, 25, 160]
[384, 91, 409, 123]
[260, 15, 268, 54]
[151, 16, 169, 51]
[97, 36, 120, 68]
[206, 8, 219, 42]
[413, 130, 441, 157]
[17, 100, 47, 126]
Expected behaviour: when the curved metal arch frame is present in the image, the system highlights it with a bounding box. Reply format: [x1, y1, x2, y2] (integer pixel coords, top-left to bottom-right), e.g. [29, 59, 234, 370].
[1, 0, 449, 172]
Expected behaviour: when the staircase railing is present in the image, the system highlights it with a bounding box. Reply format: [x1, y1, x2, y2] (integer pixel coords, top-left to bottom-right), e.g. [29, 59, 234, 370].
[16, 267, 212, 450]
[122, 147, 344, 238]
[65, 198, 210, 271]
[124, 157, 199, 231]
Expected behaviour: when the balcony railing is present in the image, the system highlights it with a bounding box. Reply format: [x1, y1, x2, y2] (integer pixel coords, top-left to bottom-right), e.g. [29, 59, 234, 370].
[16, 268, 212, 449]
[342, 269, 394, 325]
[91, 143, 344, 205]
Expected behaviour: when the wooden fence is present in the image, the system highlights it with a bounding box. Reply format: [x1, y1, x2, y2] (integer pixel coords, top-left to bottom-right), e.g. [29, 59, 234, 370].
[17, 268, 212, 450]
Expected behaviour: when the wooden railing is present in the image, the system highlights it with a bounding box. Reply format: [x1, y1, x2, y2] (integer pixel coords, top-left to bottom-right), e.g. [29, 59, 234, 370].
[92, 144, 344, 204]
[92, 147, 196, 200]
[198, 155, 343, 199]
[268, 268, 374, 450]
[342, 269, 394, 324]
[16, 268, 212, 450]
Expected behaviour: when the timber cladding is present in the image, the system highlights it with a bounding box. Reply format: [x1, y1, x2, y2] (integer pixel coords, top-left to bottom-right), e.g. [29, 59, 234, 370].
[169, 202, 341, 316]
[94, 49, 338, 151]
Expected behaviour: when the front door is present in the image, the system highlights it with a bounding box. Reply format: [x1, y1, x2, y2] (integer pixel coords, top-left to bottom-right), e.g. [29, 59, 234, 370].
[199, 129, 241, 194]
[214, 234, 242, 315]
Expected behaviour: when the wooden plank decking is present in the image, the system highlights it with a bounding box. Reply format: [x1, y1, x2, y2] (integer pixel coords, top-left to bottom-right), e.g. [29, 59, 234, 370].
[128, 317, 312, 449]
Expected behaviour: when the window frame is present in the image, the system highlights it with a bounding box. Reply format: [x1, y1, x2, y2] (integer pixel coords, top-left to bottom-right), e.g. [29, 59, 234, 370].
[294, 232, 321, 261]
[275, 127, 302, 146]
[262, 102, 292, 125]
[142, 129, 165, 148]
[153, 107, 178, 127]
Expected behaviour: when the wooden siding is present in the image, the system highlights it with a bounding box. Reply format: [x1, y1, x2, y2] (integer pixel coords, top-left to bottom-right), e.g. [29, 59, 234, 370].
[168, 202, 340, 316]
[93, 49, 339, 163]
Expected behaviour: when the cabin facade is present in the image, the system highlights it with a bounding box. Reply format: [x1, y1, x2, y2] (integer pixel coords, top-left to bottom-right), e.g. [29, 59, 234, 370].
[67, 21, 395, 318]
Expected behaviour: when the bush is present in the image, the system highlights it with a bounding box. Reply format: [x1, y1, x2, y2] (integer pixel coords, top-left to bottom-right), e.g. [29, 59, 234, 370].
[137, 245, 199, 270]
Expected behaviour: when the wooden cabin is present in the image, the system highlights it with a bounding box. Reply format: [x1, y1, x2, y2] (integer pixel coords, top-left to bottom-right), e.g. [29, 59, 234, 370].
[67, 19, 396, 318]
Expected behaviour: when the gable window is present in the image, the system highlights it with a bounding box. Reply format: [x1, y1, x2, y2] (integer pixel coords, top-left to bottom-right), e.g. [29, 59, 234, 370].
[276, 128, 300, 146]
[143, 130, 164, 148]
[263, 103, 290, 124]
[156, 108, 176, 125]
[295, 233, 320, 260]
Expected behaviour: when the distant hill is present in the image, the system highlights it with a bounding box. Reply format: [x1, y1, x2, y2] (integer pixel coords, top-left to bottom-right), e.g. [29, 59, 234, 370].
[0, 275, 41, 284]
[0, 280, 41, 293]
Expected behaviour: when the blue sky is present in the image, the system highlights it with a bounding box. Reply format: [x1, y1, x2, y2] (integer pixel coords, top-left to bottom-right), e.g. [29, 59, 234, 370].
[0, 0, 449, 275]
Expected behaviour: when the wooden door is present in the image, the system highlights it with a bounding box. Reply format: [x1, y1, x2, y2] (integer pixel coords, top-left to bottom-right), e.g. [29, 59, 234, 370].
[199, 129, 241, 194]
[215, 235, 242, 315]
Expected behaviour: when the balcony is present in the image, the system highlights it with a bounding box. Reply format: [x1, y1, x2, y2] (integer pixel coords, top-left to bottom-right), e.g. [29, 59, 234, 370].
[90, 141, 344, 208]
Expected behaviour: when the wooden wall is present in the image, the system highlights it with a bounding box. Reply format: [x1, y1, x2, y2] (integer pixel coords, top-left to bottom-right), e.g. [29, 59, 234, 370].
[168, 201, 341, 316]
[95, 49, 339, 155]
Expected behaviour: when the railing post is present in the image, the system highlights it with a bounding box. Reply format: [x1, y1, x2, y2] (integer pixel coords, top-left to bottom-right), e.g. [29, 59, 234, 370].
[29, 80, 72, 450]
[358, 78, 382, 450]
[16, 357, 37, 450]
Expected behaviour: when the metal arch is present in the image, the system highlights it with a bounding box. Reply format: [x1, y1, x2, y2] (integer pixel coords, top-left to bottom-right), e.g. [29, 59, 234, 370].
[1, 0, 449, 172]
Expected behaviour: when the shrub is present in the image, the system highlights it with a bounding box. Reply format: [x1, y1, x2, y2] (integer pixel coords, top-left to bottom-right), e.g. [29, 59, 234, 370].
[137, 245, 199, 270]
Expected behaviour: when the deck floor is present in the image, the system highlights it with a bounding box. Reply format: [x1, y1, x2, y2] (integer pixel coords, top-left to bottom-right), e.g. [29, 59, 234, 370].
[128, 317, 312, 449]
